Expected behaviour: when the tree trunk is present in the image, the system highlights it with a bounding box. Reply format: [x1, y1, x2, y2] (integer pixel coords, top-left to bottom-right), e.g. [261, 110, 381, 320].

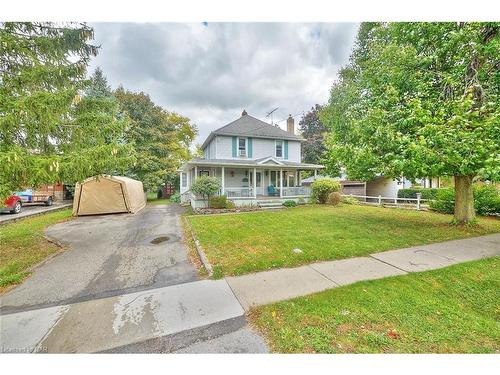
[454, 175, 475, 223]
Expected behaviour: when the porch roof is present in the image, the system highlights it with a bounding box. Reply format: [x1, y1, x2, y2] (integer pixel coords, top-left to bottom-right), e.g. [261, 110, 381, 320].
[180, 158, 324, 171]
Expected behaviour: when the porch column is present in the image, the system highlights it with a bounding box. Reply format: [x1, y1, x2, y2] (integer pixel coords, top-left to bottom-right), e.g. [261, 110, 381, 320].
[253, 167, 257, 199]
[221, 166, 225, 195]
[187, 168, 191, 188]
[194, 166, 198, 181]
[279, 168, 283, 198]
[314, 169, 317, 179]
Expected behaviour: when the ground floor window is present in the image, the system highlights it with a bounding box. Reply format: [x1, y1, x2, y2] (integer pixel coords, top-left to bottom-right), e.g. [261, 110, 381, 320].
[270, 171, 281, 186]
[181, 173, 187, 188]
[199, 170, 210, 177]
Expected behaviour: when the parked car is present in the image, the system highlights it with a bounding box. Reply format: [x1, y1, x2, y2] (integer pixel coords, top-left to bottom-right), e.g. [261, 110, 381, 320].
[1, 190, 54, 215]
[1, 195, 23, 214]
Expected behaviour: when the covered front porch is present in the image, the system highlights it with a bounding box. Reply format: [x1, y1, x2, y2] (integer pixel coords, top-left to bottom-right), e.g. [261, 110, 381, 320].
[180, 160, 323, 207]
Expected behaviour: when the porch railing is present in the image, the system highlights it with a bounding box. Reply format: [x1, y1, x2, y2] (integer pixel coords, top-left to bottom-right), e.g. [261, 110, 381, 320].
[225, 187, 254, 198]
[282, 186, 311, 197]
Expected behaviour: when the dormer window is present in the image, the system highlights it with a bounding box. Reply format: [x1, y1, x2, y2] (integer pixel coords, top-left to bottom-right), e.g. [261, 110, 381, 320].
[275, 140, 283, 158]
[238, 137, 247, 157]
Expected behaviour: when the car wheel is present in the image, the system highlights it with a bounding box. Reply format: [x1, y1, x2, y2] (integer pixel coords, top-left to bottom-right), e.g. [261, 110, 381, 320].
[45, 197, 53, 206]
[11, 201, 21, 214]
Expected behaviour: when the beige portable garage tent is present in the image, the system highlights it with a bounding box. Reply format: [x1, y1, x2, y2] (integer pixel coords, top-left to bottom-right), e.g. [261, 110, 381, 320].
[72, 176, 146, 216]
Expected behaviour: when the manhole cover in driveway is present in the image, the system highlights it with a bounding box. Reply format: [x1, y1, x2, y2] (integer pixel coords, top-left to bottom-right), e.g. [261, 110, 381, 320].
[150, 236, 170, 244]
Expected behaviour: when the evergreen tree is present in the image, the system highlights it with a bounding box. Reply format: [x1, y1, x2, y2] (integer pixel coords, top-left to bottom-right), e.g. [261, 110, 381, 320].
[0, 22, 134, 201]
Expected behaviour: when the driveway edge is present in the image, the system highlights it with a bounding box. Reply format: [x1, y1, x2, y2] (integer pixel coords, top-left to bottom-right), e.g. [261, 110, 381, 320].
[183, 216, 213, 276]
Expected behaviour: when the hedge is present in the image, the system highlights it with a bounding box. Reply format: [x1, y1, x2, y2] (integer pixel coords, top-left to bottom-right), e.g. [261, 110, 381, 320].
[397, 188, 442, 200]
[429, 184, 500, 216]
[208, 195, 234, 209]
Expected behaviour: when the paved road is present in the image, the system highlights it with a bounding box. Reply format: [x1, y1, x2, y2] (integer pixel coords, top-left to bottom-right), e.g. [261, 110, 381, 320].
[0, 201, 72, 224]
[0, 204, 198, 314]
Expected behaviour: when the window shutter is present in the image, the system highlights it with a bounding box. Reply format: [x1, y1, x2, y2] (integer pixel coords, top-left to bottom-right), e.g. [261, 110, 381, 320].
[284, 140, 288, 159]
[232, 136, 237, 157]
[248, 137, 253, 158]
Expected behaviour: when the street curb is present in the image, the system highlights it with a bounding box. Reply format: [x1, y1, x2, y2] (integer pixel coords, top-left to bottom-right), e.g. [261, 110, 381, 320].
[183, 216, 213, 276]
[0, 203, 72, 226]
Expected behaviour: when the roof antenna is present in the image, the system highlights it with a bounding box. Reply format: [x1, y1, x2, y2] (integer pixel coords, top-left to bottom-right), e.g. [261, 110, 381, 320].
[266, 107, 279, 126]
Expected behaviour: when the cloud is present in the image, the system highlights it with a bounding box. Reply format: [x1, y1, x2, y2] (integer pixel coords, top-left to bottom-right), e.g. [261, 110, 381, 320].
[89, 22, 359, 144]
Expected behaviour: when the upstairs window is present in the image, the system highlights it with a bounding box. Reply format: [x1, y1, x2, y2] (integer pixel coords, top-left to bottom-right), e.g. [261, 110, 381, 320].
[275, 140, 283, 158]
[238, 137, 247, 157]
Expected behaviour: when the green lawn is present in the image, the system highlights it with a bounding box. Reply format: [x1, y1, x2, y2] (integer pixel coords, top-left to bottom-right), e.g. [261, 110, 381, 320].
[147, 198, 171, 205]
[250, 258, 500, 353]
[146, 192, 171, 205]
[187, 204, 500, 276]
[0, 209, 73, 292]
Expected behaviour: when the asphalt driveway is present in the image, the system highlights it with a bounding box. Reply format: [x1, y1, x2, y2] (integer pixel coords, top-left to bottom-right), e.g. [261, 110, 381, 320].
[0, 204, 198, 314]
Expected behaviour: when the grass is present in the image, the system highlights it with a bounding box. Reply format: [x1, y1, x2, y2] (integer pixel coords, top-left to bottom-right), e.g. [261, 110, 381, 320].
[0, 209, 72, 293]
[249, 258, 500, 353]
[146, 192, 171, 205]
[147, 198, 171, 205]
[187, 204, 500, 276]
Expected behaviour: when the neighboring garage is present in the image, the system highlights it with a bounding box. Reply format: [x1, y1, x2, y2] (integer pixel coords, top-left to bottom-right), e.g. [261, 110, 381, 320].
[73, 175, 146, 216]
[339, 181, 366, 196]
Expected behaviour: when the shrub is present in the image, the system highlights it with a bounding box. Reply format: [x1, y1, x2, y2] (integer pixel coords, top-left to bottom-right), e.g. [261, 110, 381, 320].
[474, 184, 500, 216]
[209, 195, 233, 209]
[397, 188, 442, 200]
[430, 188, 455, 214]
[169, 193, 180, 203]
[430, 185, 500, 216]
[311, 179, 341, 204]
[326, 191, 341, 206]
[191, 176, 221, 204]
[341, 195, 358, 205]
[283, 200, 297, 207]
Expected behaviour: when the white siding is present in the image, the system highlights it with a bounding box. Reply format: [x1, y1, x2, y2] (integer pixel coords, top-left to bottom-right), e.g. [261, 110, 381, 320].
[213, 135, 301, 162]
[223, 168, 251, 188]
[203, 138, 217, 159]
[216, 136, 233, 159]
[286, 141, 301, 163]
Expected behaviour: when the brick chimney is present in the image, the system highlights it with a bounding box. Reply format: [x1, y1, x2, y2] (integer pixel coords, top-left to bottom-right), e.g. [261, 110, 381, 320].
[287, 114, 294, 134]
[242, 109, 248, 116]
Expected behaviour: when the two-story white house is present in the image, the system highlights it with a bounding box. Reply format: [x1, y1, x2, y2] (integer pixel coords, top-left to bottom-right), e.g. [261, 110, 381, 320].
[180, 110, 324, 208]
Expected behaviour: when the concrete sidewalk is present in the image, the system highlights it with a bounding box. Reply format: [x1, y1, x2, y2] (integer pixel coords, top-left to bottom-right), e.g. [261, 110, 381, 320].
[1, 280, 244, 353]
[226, 233, 500, 310]
[1, 233, 498, 353]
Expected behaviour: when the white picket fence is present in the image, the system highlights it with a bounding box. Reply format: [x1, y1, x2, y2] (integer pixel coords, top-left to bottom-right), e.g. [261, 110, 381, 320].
[342, 193, 428, 210]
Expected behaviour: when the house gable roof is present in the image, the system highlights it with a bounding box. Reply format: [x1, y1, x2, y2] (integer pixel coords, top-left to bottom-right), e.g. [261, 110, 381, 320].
[255, 156, 284, 165]
[201, 113, 304, 149]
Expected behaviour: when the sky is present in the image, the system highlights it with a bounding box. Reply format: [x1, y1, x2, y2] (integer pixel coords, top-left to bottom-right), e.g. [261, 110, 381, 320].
[89, 23, 359, 145]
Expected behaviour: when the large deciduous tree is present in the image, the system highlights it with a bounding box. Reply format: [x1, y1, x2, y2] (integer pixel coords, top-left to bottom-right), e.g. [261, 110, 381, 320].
[115, 87, 197, 191]
[321, 22, 500, 223]
[298, 104, 327, 165]
[0, 22, 134, 201]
